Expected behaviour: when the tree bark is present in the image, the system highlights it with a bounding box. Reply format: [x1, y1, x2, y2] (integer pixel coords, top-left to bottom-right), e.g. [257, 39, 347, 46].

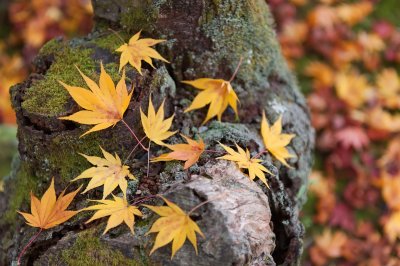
[0, 0, 314, 265]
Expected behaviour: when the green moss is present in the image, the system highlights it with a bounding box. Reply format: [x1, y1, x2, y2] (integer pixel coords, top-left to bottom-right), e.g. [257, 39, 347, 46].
[22, 44, 96, 116]
[2, 164, 39, 224]
[200, 0, 292, 87]
[119, 1, 162, 33]
[93, 33, 127, 51]
[61, 229, 139, 266]
[374, 0, 400, 27]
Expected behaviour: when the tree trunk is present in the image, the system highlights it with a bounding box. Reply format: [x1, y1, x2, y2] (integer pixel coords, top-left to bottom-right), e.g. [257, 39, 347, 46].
[0, 0, 314, 265]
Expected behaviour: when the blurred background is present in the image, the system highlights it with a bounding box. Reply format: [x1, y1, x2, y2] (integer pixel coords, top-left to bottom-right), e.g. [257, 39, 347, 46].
[0, 0, 399, 264]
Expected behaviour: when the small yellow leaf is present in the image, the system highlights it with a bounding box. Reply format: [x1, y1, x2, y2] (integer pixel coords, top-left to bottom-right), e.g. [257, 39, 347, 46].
[182, 78, 239, 124]
[261, 112, 296, 168]
[152, 135, 205, 169]
[116, 31, 169, 74]
[218, 143, 272, 187]
[144, 196, 204, 258]
[59, 63, 133, 136]
[72, 146, 135, 199]
[18, 178, 81, 229]
[140, 97, 176, 146]
[83, 195, 142, 235]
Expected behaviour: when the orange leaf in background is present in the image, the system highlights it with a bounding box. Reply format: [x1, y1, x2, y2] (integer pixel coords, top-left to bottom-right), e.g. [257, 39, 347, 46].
[261, 112, 296, 167]
[311, 230, 347, 265]
[384, 211, 400, 243]
[152, 135, 205, 169]
[18, 178, 81, 229]
[116, 31, 169, 74]
[358, 32, 385, 53]
[59, 63, 133, 137]
[307, 5, 338, 29]
[381, 172, 400, 211]
[335, 71, 369, 108]
[366, 107, 400, 133]
[336, 2, 373, 26]
[376, 68, 400, 109]
[379, 137, 400, 167]
[304, 61, 335, 89]
[183, 78, 239, 124]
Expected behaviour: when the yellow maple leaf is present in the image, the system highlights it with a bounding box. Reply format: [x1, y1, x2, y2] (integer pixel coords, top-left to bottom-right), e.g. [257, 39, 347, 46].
[59, 63, 133, 137]
[83, 195, 142, 234]
[151, 134, 205, 169]
[144, 196, 204, 258]
[261, 112, 296, 167]
[182, 78, 239, 124]
[116, 31, 169, 74]
[140, 97, 177, 146]
[335, 70, 369, 108]
[217, 143, 272, 187]
[72, 146, 135, 199]
[384, 211, 400, 243]
[376, 68, 400, 109]
[18, 178, 81, 229]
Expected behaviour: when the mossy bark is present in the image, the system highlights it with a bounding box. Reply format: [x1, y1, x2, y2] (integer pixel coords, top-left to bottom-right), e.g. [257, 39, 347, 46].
[0, 0, 314, 265]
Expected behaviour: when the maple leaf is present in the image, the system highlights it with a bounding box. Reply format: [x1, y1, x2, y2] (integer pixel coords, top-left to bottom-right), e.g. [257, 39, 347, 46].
[140, 97, 176, 146]
[376, 68, 400, 108]
[182, 78, 239, 124]
[261, 112, 296, 167]
[83, 195, 142, 234]
[72, 146, 135, 199]
[217, 143, 272, 187]
[151, 135, 205, 169]
[18, 178, 81, 229]
[59, 63, 133, 136]
[116, 31, 169, 74]
[335, 71, 370, 108]
[144, 196, 204, 258]
[381, 172, 400, 211]
[334, 126, 369, 150]
[384, 211, 400, 243]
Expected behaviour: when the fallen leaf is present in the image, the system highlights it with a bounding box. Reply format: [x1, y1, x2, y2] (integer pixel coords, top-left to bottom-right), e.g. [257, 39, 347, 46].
[144, 196, 204, 258]
[140, 97, 176, 146]
[336, 2, 373, 26]
[152, 134, 205, 169]
[384, 211, 400, 243]
[335, 126, 369, 150]
[218, 143, 272, 187]
[182, 78, 239, 124]
[376, 68, 400, 108]
[18, 178, 81, 229]
[381, 172, 400, 211]
[116, 31, 168, 74]
[261, 112, 296, 167]
[59, 63, 133, 136]
[83, 195, 142, 234]
[72, 146, 135, 199]
[335, 71, 370, 108]
[315, 229, 347, 258]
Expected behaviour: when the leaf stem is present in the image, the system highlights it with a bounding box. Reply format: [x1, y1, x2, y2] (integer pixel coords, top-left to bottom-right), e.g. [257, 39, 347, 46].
[123, 136, 147, 165]
[121, 119, 148, 151]
[253, 150, 268, 159]
[17, 229, 43, 265]
[229, 57, 243, 82]
[147, 142, 151, 179]
[188, 193, 228, 216]
[108, 28, 126, 44]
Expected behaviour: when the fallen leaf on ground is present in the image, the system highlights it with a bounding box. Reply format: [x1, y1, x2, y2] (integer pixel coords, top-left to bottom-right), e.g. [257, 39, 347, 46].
[116, 31, 168, 74]
[261, 112, 296, 167]
[152, 134, 205, 169]
[72, 146, 135, 199]
[218, 143, 272, 187]
[83, 195, 142, 234]
[18, 178, 81, 229]
[59, 63, 132, 136]
[144, 196, 204, 258]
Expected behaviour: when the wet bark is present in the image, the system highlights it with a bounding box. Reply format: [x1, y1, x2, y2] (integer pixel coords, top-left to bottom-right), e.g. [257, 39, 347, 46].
[0, 0, 314, 265]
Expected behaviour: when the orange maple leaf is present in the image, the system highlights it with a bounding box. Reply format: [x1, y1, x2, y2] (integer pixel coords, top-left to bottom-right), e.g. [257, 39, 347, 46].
[18, 178, 81, 229]
[59, 63, 133, 136]
[152, 135, 205, 169]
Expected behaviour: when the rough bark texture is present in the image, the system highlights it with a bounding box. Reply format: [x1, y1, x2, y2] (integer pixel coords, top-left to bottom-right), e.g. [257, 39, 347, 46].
[0, 0, 314, 265]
